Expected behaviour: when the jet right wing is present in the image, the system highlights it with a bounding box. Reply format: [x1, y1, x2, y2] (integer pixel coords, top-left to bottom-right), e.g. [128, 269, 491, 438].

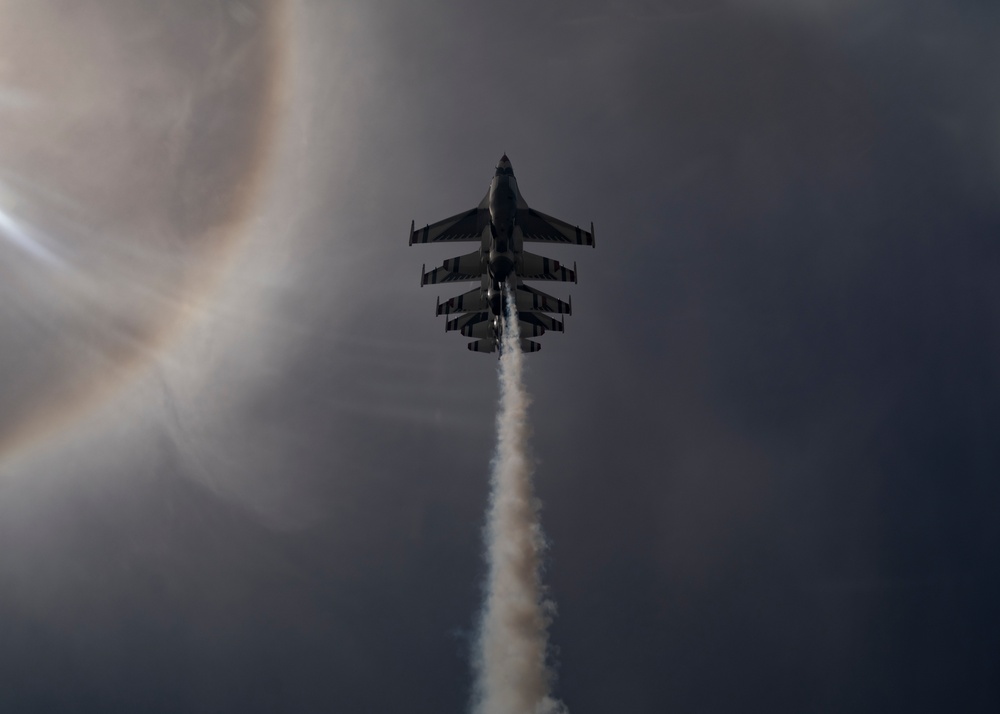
[513, 283, 572, 315]
[517, 208, 595, 247]
[518, 251, 577, 282]
[520, 312, 564, 333]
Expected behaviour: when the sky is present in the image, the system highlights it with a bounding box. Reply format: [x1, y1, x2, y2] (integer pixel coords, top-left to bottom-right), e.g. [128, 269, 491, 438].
[0, 0, 997, 711]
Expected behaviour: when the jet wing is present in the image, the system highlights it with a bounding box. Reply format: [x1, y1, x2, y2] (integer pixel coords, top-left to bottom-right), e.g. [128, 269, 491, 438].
[421, 251, 485, 285]
[514, 283, 572, 315]
[446, 312, 490, 333]
[462, 319, 544, 339]
[410, 191, 490, 245]
[467, 337, 542, 354]
[450, 311, 549, 338]
[436, 288, 487, 315]
[517, 208, 595, 247]
[520, 312, 564, 333]
[409, 208, 488, 245]
[518, 252, 577, 282]
[468, 338, 497, 353]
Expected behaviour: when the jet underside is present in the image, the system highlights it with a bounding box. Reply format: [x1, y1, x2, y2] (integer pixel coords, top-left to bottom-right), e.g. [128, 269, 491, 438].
[409, 155, 594, 354]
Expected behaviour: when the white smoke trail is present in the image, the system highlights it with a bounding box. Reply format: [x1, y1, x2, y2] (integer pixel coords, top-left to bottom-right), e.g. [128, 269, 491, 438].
[472, 285, 566, 714]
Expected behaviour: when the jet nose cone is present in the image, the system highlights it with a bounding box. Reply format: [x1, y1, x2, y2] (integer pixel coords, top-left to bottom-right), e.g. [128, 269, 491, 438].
[496, 154, 513, 175]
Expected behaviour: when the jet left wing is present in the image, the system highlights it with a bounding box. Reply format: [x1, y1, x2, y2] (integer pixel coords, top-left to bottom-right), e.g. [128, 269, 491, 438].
[421, 251, 485, 285]
[409, 208, 488, 245]
[517, 208, 595, 247]
[436, 287, 487, 315]
[446, 312, 490, 333]
[410, 191, 490, 245]
[468, 338, 496, 353]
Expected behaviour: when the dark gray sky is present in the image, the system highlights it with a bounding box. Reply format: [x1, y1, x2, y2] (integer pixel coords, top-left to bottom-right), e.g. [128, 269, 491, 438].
[0, 1, 997, 712]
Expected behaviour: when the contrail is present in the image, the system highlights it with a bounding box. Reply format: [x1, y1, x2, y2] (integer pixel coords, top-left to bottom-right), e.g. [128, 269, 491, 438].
[472, 284, 566, 714]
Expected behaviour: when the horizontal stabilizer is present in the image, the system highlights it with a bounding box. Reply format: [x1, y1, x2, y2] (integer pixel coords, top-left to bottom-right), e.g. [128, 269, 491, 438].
[437, 288, 487, 315]
[514, 283, 571, 315]
[421, 251, 484, 285]
[519, 338, 542, 353]
[519, 252, 577, 282]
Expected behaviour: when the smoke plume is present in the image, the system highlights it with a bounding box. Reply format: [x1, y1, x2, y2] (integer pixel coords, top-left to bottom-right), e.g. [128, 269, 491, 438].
[472, 287, 566, 714]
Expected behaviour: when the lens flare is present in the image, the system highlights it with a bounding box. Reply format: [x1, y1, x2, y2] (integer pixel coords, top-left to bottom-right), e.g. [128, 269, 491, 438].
[0, 203, 63, 266]
[0, 1, 291, 467]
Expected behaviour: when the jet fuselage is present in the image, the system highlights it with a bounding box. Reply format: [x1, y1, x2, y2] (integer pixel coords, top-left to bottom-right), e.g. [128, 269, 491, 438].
[486, 156, 519, 314]
[411, 154, 593, 354]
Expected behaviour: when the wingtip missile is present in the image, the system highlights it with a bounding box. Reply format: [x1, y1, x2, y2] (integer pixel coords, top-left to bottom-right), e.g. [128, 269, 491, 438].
[408, 219, 415, 246]
[573, 261, 578, 284]
[591, 222, 596, 248]
[420, 264, 426, 287]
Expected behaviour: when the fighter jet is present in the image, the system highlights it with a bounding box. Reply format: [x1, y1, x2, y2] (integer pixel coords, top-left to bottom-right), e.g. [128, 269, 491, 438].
[409, 155, 594, 354]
